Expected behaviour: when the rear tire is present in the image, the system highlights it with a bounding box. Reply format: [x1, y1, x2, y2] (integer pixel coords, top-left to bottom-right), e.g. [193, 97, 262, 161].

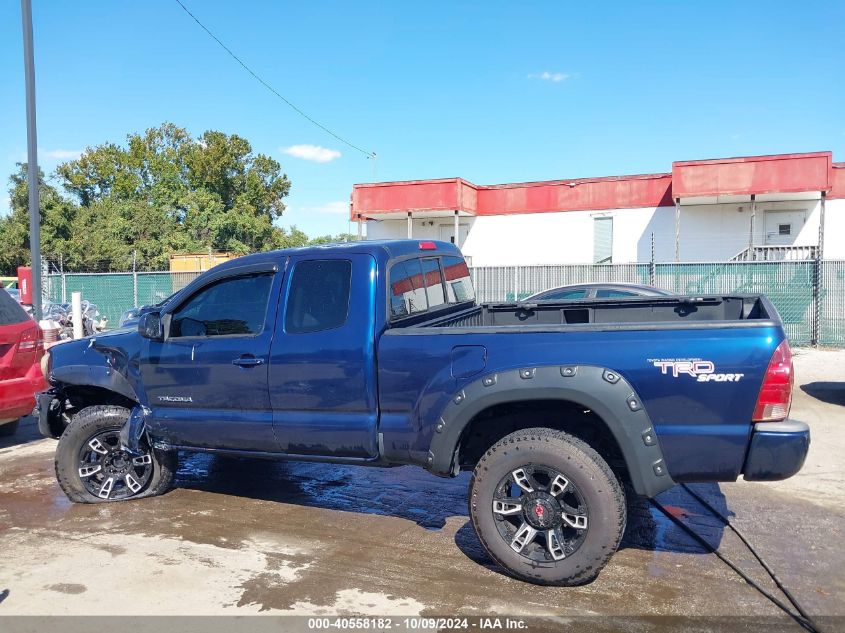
[469, 427, 626, 586]
[55, 405, 177, 504]
[0, 419, 20, 437]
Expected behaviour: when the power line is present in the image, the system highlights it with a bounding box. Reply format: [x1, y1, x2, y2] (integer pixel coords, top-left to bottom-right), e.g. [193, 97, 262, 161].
[173, 0, 375, 159]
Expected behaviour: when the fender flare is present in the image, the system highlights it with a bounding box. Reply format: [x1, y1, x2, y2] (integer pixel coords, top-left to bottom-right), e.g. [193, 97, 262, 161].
[51, 364, 139, 403]
[427, 364, 675, 498]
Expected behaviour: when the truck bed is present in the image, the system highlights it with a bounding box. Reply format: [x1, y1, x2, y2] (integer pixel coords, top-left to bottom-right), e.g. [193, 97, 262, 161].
[378, 293, 784, 484]
[402, 295, 775, 330]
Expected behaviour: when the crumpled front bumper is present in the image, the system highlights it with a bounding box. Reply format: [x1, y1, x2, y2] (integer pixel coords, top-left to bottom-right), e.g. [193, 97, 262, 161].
[742, 420, 810, 481]
[35, 389, 63, 439]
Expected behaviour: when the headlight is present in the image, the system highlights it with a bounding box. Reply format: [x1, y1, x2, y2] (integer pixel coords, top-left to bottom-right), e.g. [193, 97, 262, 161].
[40, 350, 51, 379]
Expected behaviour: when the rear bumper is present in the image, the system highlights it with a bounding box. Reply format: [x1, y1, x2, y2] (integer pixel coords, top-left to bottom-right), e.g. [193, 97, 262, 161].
[0, 365, 47, 421]
[742, 420, 810, 481]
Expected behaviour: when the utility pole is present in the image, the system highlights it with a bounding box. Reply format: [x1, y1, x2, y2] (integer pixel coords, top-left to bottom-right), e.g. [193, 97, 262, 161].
[674, 198, 681, 263]
[132, 250, 138, 307]
[649, 232, 656, 286]
[21, 0, 41, 321]
[749, 194, 756, 257]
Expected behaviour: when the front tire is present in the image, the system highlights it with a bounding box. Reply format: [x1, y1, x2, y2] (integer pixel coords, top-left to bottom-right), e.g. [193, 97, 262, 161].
[55, 405, 177, 503]
[469, 427, 626, 586]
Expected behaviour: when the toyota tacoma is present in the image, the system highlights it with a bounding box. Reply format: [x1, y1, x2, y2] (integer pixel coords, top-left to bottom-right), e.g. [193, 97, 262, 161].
[36, 239, 809, 585]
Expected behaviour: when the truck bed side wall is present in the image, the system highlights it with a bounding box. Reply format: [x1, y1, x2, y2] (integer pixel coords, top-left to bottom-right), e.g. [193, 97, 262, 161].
[376, 326, 782, 482]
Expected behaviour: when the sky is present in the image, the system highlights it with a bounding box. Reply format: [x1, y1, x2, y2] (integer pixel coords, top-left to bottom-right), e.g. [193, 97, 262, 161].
[1, 0, 843, 237]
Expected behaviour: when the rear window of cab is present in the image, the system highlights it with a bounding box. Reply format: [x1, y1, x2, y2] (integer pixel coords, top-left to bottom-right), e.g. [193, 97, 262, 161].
[389, 255, 475, 319]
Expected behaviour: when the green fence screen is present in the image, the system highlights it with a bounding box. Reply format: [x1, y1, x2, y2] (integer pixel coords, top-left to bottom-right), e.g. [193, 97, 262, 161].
[45, 272, 200, 327]
[45, 261, 845, 347]
[471, 260, 845, 347]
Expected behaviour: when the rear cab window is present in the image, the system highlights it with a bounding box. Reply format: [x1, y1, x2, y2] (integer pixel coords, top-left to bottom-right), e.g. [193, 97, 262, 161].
[421, 258, 447, 310]
[390, 259, 427, 318]
[442, 256, 475, 304]
[389, 254, 475, 320]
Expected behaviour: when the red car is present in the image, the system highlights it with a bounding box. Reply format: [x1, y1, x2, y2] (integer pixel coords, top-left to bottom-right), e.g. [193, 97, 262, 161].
[0, 289, 46, 437]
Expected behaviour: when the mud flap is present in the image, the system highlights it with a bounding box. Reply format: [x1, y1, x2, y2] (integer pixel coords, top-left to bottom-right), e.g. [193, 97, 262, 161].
[119, 405, 151, 456]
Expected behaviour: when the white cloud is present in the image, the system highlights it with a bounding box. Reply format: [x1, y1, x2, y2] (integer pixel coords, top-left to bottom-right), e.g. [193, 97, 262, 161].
[281, 144, 341, 163]
[42, 148, 82, 160]
[295, 201, 349, 215]
[528, 71, 571, 83]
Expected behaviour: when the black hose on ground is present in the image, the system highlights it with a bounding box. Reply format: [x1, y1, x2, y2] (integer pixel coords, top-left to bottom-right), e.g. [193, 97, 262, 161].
[680, 482, 817, 627]
[648, 496, 820, 633]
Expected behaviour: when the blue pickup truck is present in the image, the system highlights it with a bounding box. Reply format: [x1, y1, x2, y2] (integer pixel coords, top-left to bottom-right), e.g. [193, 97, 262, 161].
[36, 239, 809, 585]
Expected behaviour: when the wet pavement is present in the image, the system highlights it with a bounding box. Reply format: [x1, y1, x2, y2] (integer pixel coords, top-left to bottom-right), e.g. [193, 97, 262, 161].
[1, 349, 844, 622]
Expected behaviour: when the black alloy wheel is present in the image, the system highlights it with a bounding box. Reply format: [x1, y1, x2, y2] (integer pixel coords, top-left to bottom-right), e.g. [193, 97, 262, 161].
[492, 464, 589, 562]
[77, 428, 154, 500]
[55, 405, 177, 504]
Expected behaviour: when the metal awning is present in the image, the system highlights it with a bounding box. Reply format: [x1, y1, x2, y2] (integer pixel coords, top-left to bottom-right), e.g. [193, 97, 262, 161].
[672, 152, 832, 205]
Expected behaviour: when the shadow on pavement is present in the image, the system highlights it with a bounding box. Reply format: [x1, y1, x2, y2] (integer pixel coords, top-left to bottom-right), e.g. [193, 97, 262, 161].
[0, 416, 46, 451]
[801, 382, 845, 406]
[176, 453, 728, 574]
[176, 452, 470, 530]
[621, 483, 729, 553]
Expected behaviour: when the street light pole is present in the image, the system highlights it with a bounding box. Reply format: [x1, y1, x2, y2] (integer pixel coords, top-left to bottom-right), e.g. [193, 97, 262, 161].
[21, 0, 42, 321]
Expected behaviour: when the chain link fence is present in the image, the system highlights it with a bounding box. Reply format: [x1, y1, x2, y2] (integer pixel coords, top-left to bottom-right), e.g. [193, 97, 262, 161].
[820, 261, 845, 346]
[44, 271, 202, 327]
[471, 260, 845, 347]
[43, 260, 845, 347]
[472, 264, 651, 303]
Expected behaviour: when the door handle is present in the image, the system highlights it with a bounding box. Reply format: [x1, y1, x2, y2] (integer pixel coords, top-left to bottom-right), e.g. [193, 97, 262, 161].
[232, 356, 264, 367]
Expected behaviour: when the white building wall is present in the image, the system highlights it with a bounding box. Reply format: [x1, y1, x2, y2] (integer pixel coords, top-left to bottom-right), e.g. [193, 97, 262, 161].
[367, 210, 654, 266]
[365, 217, 474, 243]
[600, 207, 683, 262]
[823, 199, 845, 259]
[460, 212, 595, 266]
[677, 200, 822, 261]
[676, 204, 748, 261]
[364, 198, 843, 265]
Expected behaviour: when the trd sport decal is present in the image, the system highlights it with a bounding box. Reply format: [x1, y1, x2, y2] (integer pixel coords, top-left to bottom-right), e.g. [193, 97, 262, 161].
[649, 358, 744, 382]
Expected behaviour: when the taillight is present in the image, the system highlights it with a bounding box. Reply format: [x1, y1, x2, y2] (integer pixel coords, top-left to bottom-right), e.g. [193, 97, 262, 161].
[419, 241, 437, 250]
[753, 339, 793, 422]
[16, 324, 43, 356]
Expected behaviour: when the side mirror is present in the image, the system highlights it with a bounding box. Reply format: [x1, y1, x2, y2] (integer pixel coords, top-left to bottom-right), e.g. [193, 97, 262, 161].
[138, 311, 164, 341]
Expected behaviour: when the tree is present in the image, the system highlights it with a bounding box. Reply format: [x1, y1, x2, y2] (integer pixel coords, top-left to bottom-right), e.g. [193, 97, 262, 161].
[309, 232, 355, 245]
[1, 123, 352, 275]
[0, 164, 76, 275]
[54, 123, 292, 268]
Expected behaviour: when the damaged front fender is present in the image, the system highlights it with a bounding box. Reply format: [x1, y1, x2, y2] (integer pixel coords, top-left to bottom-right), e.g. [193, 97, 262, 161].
[119, 405, 152, 456]
[47, 331, 145, 404]
[50, 364, 138, 403]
